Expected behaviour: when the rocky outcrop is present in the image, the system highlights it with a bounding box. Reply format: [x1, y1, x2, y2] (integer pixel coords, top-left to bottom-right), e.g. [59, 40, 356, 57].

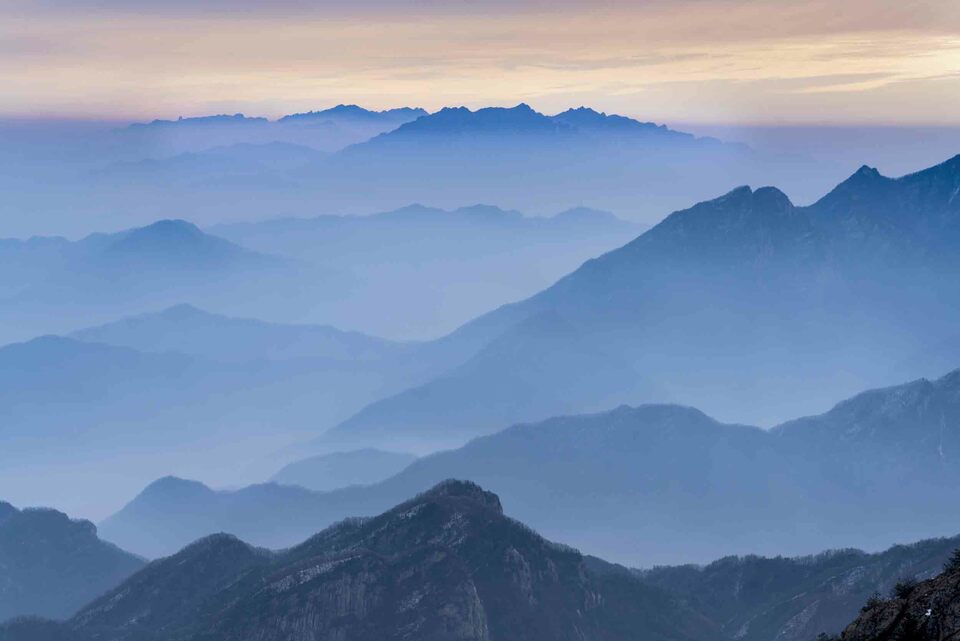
[838, 558, 960, 641]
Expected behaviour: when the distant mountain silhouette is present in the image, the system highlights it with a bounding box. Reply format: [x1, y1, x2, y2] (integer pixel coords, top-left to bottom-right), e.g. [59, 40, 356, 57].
[278, 104, 427, 125]
[103, 368, 960, 563]
[210, 202, 638, 338]
[128, 113, 269, 129]
[71, 304, 406, 363]
[0, 219, 328, 344]
[271, 449, 417, 491]
[347, 104, 711, 148]
[95, 219, 268, 270]
[6, 482, 720, 641]
[118, 105, 427, 155]
[0, 331, 422, 520]
[422, 154, 960, 426]
[0, 500, 143, 622]
[96, 141, 325, 188]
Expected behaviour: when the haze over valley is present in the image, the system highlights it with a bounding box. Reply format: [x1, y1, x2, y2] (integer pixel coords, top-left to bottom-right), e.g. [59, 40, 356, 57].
[4, 2, 960, 639]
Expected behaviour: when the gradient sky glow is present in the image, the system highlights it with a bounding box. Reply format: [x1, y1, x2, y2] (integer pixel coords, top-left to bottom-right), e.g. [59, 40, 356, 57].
[3, 0, 960, 124]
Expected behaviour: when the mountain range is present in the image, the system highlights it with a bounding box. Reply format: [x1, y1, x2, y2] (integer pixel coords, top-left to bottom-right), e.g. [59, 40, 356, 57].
[4, 482, 960, 641]
[4, 103, 778, 236]
[0, 308, 430, 519]
[0, 202, 636, 344]
[6, 154, 960, 525]
[101, 367, 960, 564]
[298, 104, 755, 219]
[119, 105, 429, 155]
[329, 153, 960, 447]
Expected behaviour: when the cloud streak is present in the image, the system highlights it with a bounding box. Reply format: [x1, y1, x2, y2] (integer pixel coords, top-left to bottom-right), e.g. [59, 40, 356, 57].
[1, 1, 959, 123]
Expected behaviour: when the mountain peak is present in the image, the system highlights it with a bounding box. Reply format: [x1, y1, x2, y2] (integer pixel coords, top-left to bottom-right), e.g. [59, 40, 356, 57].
[454, 203, 524, 220]
[140, 475, 214, 502]
[278, 105, 428, 123]
[157, 303, 210, 320]
[0, 500, 17, 523]
[551, 206, 622, 225]
[110, 219, 207, 250]
[753, 186, 794, 211]
[411, 479, 504, 515]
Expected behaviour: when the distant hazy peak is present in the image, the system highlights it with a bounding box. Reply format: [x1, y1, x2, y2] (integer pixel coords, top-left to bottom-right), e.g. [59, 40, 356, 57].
[0, 500, 16, 522]
[156, 302, 210, 319]
[551, 206, 622, 224]
[127, 113, 268, 128]
[139, 475, 215, 502]
[551, 106, 678, 133]
[120, 218, 204, 239]
[277, 104, 428, 123]
[454, 203, 524, 219]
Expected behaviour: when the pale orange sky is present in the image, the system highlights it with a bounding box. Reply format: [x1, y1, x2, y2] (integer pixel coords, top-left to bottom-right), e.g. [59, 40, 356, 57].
[3, 0, 960, 124]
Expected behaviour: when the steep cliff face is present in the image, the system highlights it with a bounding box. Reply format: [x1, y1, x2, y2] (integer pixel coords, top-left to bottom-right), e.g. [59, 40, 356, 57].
[2, 481, 718, 641]
[838, 558, 960, 641]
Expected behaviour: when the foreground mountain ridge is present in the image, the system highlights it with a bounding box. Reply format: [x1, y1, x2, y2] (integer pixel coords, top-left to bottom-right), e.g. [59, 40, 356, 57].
[1, 481, 720, 641]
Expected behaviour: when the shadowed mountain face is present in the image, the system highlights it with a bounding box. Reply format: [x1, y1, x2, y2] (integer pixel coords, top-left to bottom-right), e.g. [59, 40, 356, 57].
[0, 501, 143, 623]
[102, 369, 960, 563]
[413, 154, 960, 429]
[639, 535, 960, 641]
[1, 482, 721, 641]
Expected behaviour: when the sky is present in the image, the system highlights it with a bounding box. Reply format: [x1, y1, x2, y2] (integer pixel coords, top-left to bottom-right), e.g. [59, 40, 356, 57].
[2, 0, 960, 124]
